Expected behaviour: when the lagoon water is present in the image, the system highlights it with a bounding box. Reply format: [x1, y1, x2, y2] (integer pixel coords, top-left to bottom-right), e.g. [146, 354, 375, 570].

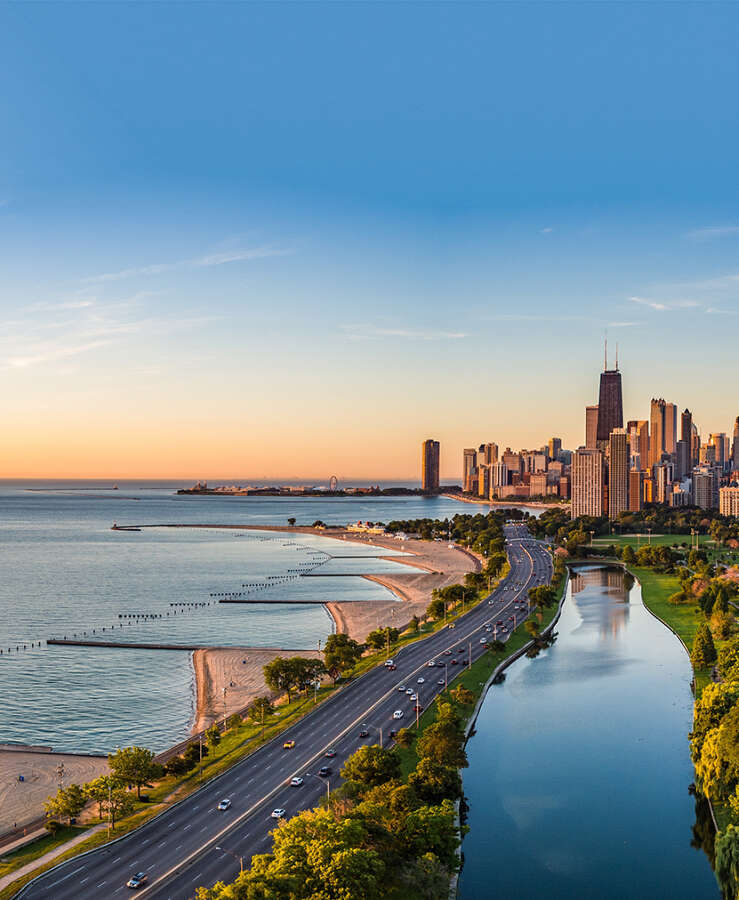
[0, 482, 470, 753]
[458, 565, 719, 898]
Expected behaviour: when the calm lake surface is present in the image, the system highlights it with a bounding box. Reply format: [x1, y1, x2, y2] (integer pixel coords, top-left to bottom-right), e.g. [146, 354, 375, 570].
[0, 482, 481, 753]
[459, 565, 719, 899]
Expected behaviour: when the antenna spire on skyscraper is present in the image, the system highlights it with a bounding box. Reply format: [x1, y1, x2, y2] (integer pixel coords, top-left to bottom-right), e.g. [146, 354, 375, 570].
[615, 342, 619, 371]
[604, 333, 608, 371]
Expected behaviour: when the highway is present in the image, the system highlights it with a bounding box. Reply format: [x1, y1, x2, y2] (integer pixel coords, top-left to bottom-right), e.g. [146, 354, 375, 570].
[19, 524, 553, 900]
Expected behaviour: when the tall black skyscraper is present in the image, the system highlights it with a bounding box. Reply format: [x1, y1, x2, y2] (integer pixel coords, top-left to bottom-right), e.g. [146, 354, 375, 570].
[596, 343, 623, 443]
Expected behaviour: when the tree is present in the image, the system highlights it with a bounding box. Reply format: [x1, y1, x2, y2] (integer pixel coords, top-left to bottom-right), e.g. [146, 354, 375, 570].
[341, 745, 401, 789]
[408, 758, 462, 805]
[397, 800, 459, 870]
[183, 741, 208, 770]
[426, 597, 446, 621]
[108, 746, 162, 800]
[323, 633, 362, 682]
[691, 682, 739, 762]
[227, 713, 243, 731]
[395, 727, 414, 748]
[248, 696, 275, 736]
[715, 824, 739, 900]
[524, 620, 540, 638]
[43, 783, 86, 824]
[450, 685, 474, 706]
[83, 775, 135, 827]
[263, 656, 303, 701]
[206, 724, 221, 750]
[691, 623, 718, 669]
[621, 544, 636, 564]
[164, 755, 190, 777]
[408, 615, 420, 634]
[287, 517, 296, 527]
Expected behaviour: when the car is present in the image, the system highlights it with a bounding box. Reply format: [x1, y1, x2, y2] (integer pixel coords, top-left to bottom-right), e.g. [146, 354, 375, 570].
[324, 749, 336, 758]
[485, 625, 492, 632]
[127, 872, 148, 889]
[271, 808, 286, 819]
[457, 647, 464, 653]
[480, 637, 488, 644]
[427, 660, 435, 667]
[384, 659, 395, 667]
[393, 710, 404, 719]
[509, 616, 515, 621]
[283, 740, 295, 749]
[217, 798, 232, 810]
[389, 729, 398, 739]
[405, 688, 413, 695]
[443, 649, 452, 655]
[397, 685, 407, 692]
[437, 679, 445, 685]
[410, 693, 418, 701]
[450, 659, 458, 665]
[417, 677, 425, 684]
[290, 776, 304, 786]
[496, 621, 504, 626]
[359, 728, 370, 738]
[318, 766, 332, 777]
[414, 704, 424, 712]
[436, 661, 446, 667]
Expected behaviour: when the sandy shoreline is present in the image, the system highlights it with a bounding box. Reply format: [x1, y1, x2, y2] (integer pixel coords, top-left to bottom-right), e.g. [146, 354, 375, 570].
[182, 526, 481, 734]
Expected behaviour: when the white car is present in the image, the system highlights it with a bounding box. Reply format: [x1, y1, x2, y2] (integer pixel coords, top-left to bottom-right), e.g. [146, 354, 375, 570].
[392, 710, 404, 719]
[437, 679, 445, 686]
[406, 688, 413, 695]
[217, 799, 231, 811]
[290, 776, 304, 787]
[271, 808, 286, 819]
[427, 660, 435, 667]
[410, 693, 418, 701]
[417, 677, 425, 684]
[480, 637, 488, 644]
[397, 685, 407, 692]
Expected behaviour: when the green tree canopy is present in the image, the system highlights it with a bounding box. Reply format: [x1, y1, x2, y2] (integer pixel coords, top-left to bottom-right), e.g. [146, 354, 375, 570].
[108, 746, 162, 799]
[691, 622, 718, 669]
[323, 633, 362, 682]
[341, 745, 401, 790]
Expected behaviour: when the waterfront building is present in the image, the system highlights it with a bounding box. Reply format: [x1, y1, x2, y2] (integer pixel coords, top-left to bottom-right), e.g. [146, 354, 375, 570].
[559, 476, 570, 499]
[571, 447, 604, 518]
[478, 442, 498, 465]
[608, 428, 629, 519]
[693, 466, 720, 510]
[586, 405, 599, 449]
[627, 420, 649, 469]
[502, 450, 522, 480]
[719, 485, 739, 517]
[463, 448, 477, 493]
[478, 464, 491, 498]
[491, 461, 508, 497]
[421, 439, 440, 493]
[628, 469, 644, 511]
[529, 473, 549, 497]
[596, 366, 624, 444]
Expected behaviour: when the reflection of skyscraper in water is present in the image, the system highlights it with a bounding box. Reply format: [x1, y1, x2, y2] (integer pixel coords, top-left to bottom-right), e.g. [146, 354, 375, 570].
[569, 565, 630, 639]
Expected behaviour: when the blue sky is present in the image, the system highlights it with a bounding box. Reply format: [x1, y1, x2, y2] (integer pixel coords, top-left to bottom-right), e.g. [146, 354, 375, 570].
[1, 2, 738, 478]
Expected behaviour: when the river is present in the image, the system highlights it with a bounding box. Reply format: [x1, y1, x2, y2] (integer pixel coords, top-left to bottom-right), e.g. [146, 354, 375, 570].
[458, 564, 719, 899]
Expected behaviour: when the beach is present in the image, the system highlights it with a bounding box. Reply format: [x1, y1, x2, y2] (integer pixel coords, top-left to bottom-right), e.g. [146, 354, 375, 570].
[187, 527, 480, 734]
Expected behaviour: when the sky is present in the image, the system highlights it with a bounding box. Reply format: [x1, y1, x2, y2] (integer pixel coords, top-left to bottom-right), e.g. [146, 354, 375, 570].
[1, 1, 739, 481]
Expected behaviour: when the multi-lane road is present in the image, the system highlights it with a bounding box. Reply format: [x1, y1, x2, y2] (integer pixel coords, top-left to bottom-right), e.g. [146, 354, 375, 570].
[19, 524, 552, 900]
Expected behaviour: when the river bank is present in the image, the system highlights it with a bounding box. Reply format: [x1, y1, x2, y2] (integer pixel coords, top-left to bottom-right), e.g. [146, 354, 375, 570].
[441, 492, 567, 512]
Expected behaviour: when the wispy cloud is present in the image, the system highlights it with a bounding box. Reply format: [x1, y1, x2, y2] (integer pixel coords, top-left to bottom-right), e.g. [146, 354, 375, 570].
[628, 295, 701, 312]
[685, 225, 739, 242]
[339, 324, 467, 341]
[607, 321, 639, 328]
[539, 227, 554, 234]
[83, 245, 290, 284]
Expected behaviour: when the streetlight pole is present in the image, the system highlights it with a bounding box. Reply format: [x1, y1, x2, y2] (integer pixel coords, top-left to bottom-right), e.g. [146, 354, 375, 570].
[215, 845, 244, 874]
[223, 686, 228, 728]
[468, 641, 472, 670]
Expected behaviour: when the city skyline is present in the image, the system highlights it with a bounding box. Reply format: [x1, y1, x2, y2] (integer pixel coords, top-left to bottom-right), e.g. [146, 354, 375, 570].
[3, 3, 739, 479]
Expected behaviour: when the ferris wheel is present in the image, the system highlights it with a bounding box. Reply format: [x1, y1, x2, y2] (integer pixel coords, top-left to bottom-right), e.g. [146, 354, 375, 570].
[329, 475, 339, 492]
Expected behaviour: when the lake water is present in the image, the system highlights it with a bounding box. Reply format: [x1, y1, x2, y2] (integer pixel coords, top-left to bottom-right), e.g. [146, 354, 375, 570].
[0, 482, 477, 753]
[458, 565, 719, 899]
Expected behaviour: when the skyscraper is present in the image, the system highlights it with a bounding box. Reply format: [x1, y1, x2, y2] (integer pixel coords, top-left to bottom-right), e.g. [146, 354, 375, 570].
[596, 364, 623, 444]
[548, 437, 562, 460]
[681, 409, 693, 446]
[462, 448, 477, 493]
[649, 399, 665, 466]
[421, 439, 440, 493]
[608, 428, 629, 519]
[571, 447, 604, 518]
[585, 406, 599, 449]
[733, 417, 739, 471]
[664, 402, 677, 455]
[627, 420, 649, 469]
[628, 469, 644, 511]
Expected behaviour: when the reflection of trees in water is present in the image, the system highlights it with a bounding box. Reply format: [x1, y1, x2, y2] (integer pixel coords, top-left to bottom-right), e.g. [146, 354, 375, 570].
[569, 566, 630, 639]
[690, 789, 716, 871]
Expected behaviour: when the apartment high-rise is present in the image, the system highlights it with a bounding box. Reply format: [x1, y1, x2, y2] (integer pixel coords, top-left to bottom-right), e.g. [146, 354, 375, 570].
[720, 485, 739, 517]
[733, 417, 739, 471]
[608, 428, 629, 519]
[628, 469, 644, 511]
[627, 420, 649, 469]
[664, 403, 677, 456]
[462, 448, 477, 493]
[421, 439, 440, 493]
[585, 406, 599, 449]
[694, 466, 719, 510]
[709, 433, 728, 471]
[491, 461, 508, 497]
[548, 437, 562, 460]
[571, 447, 604, 518]
[596, 367, 624, 444]
[478, 442, 498, 465]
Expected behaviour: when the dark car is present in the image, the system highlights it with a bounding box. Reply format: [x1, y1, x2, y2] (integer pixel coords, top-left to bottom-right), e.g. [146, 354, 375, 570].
[127, 872, 148, 889]
[359, 728, 369, 738]
[389, 729, 398, 739]
[324, 749, 336, 758]
[318, 766, 332, 777]
[450, 659, 458, 665]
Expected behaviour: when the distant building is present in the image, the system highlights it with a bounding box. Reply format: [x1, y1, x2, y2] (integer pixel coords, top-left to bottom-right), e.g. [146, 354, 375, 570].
[478, 442, 498, 465]
[694, 466, 720, 510]
[653, 460, 673, 504]
[585, 406, 599, 449]
[608, 428, 629, 519]
[627, 420, 649, 470]
[596, 367, 624, 444]
[558, 476, 570, 499]
[720, 485, 739, 517]
[462, 448, 477, 493]
[628, 469, 644, 512]
[421, 439, 440, 493]
[529, 473, 548, 496]
[548, 437, 562, 460]
[571, 447, 604, 518]
[733, 417, 739, 471]
[491, 461, 508, 497]
[502, 450, 522, 481]
[478, 464, 491, 498]
[649, 398, 677, 466]
[681, 409, 694, 461]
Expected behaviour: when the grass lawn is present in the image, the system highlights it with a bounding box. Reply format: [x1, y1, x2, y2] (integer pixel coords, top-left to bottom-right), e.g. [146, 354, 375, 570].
[0, 827, 89, 879]
[592, 533, 712, 549]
